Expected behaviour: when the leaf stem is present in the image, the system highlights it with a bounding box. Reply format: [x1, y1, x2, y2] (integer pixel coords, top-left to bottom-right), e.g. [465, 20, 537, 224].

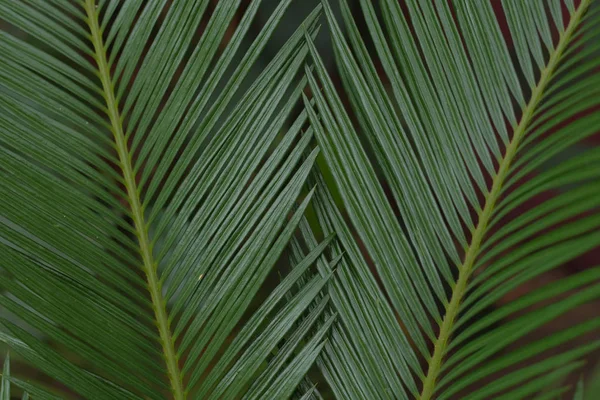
[419, 2, 590, 399]
[83, 1, 185, 398]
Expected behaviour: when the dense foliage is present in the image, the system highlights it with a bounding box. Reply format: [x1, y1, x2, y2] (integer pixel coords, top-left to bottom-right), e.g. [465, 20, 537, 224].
[1, 0, 599, 399]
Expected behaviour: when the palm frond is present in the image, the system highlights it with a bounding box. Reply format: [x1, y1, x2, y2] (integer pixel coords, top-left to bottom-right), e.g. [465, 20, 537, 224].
[0, 0, 332, 398]
[304, 0, 600, 398]
[2, 0, 599, 398]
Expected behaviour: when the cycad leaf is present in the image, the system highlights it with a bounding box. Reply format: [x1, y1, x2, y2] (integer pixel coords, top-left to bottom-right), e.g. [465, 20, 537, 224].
[2, 0, 599, 398]
[304, 0, 600, 399]
[0, 0, 332, 398]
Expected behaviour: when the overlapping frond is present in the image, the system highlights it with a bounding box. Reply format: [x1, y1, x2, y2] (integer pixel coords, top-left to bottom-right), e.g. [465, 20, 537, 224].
[0, 0, 332, 398]
[304, 0, 600, 398]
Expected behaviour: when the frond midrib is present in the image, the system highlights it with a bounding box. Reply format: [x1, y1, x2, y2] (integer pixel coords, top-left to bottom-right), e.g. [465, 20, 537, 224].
[419, 1, 592, 399]
[83, 1, 185, 399]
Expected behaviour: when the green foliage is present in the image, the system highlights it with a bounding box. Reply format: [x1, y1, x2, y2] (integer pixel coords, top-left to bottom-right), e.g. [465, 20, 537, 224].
[303, 0, 600, 399]
[0, 0, 331, 398]
[1, 0, 599, 399]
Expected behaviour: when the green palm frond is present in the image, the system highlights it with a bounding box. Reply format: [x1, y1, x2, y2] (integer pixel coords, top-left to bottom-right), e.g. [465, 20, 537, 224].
[303, 0, 600, 399]
[2, 0, 599, 399]
[0, 0, 333, 398]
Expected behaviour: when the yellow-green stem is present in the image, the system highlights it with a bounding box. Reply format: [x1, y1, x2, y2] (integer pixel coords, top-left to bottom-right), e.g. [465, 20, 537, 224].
[84, 1, 185, 399]
[419, 2, 590, 399]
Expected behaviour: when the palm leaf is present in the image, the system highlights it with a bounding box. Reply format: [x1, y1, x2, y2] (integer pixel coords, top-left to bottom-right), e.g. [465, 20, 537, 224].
[0, 0, 333, 398]
[2, 0, 600, 399]
[303, 0, 600, 398]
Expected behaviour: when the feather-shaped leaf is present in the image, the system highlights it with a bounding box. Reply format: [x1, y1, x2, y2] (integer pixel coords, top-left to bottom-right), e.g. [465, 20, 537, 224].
[304, 0, 600, 398]
[0, 0, 332, 398]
